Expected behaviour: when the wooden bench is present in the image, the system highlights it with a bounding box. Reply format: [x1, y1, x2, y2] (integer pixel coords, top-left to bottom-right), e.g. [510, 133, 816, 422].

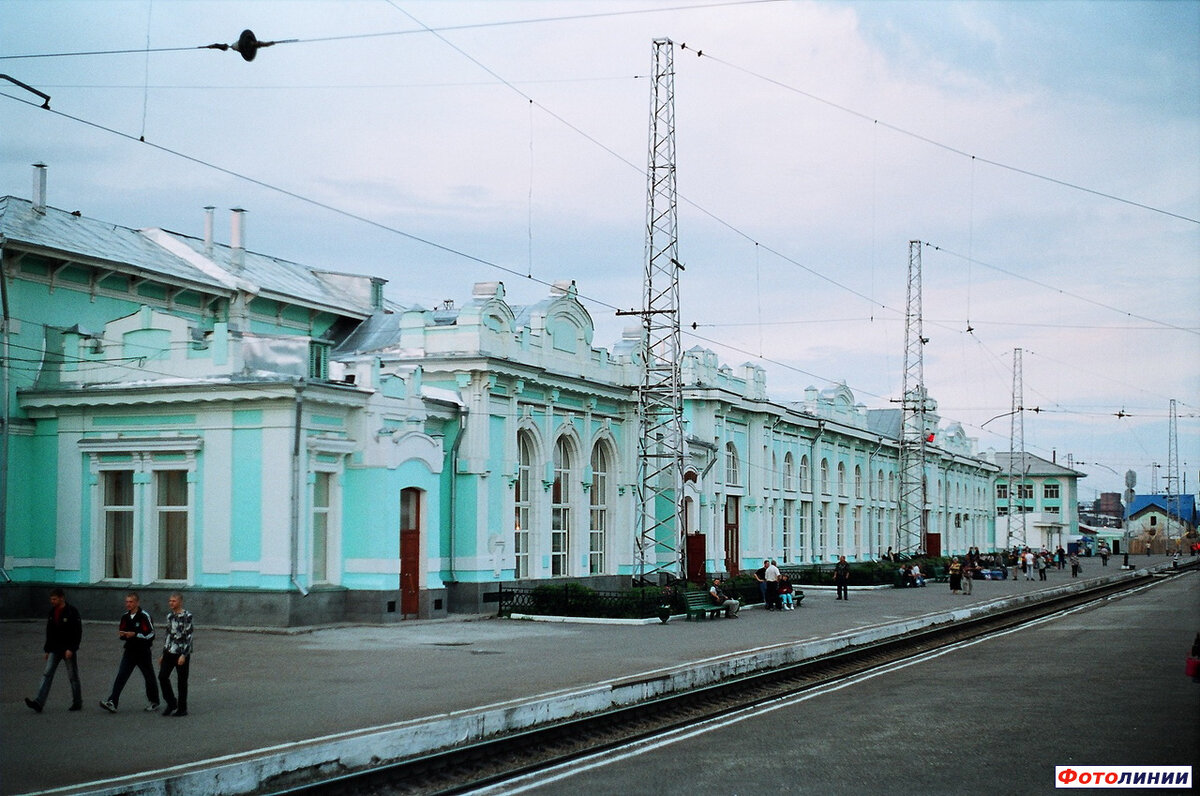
[684, 589, 726, 620]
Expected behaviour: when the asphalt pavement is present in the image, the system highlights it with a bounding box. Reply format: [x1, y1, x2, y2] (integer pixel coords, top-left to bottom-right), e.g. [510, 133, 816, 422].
[0, 554, 1190, 796]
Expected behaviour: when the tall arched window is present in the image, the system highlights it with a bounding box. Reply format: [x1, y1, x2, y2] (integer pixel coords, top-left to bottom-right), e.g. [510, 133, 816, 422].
[784, 452, 795, 491]
[725, 442, 740, 487]
[854, 465, 863, 499]
[820, 459, 830, 495]
[799, 454, 810, 490]
[589, 443, 610, 574]
[837, 462, 847, 496]
[551, 437, 573, 576]
[514, 432, 534, 578]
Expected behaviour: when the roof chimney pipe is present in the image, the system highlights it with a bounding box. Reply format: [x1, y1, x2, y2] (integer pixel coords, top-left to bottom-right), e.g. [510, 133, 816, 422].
[32, 163, 46, 214]
[230, 207, 246, 271]
[203, 206, 215, 258]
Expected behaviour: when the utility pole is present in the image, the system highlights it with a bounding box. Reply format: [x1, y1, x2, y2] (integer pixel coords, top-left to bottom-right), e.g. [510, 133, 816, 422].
[898, 241, 928, 555]
[1166, 399, 1180, 550]
[1007, 347, 1027, 549]
[621, 38, 685, 585]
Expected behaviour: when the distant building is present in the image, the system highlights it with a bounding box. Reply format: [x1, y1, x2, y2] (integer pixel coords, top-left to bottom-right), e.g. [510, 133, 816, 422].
[1126, 494, 1197, 554]
[987, 451, 1085, 552]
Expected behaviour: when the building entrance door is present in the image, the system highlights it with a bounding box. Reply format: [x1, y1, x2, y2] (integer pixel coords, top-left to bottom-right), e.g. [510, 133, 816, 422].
[400, 488, 421, 616]
[724, 496, 741, 575]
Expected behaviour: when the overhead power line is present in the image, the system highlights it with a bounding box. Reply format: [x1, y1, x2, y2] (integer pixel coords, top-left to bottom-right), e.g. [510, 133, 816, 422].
[0, 0, 784, 60]
[684, 46, 1200, 226]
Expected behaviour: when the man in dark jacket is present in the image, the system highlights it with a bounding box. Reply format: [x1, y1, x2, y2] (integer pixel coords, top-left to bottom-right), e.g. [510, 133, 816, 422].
[25, 588, 83, 712]
[99, 592, 159, 713]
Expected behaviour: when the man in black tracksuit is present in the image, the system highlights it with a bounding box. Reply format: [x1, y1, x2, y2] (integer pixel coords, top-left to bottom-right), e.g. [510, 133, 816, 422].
[99, 592, 159, 712]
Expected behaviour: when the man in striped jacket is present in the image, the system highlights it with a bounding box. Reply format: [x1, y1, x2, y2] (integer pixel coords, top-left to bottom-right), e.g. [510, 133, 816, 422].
[157, 593, 193, 717]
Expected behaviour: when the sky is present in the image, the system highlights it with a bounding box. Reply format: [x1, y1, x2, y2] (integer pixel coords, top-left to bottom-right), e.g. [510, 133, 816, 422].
[1, 0, 1197, 501]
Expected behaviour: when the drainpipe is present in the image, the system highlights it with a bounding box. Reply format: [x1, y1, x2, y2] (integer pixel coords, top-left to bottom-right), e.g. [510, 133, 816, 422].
[290, 381, 309, 596]
[0, 236, 11, 582]
[446, 406, 468, 583]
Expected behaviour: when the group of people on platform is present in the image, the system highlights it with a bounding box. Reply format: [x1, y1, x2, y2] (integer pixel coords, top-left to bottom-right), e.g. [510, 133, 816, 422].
[23, 589, 194, 717]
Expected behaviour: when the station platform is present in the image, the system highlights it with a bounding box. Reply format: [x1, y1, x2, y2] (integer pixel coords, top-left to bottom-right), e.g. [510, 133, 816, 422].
[1, 554, 1192, 796]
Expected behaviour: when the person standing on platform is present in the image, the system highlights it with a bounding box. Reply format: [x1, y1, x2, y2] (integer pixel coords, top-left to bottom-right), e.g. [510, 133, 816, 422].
[1069, 551, 1081, 578]
[24, 588, 83, 713]
[962, 560, 975, 595]
[1023, 549, 1036, 581]
[948, 557, 963, 594]
[764, 559, 781, 610]
[754, 561, 769, 607]
[157, 593, 193, 717]
[1037, 553, 1048, 581]
[1055, 545, 1066, 570]
[99, 592, 159, 713]
[833, 555, 851, 600]
[1099, 542, 1110, 566]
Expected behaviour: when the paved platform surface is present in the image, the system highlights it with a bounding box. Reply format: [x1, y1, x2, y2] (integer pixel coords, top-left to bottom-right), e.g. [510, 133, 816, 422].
[0, 555, 1191, 795]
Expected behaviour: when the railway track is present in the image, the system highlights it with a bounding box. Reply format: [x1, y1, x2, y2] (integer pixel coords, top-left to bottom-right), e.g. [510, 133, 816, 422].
[266, 569, 1178, 796]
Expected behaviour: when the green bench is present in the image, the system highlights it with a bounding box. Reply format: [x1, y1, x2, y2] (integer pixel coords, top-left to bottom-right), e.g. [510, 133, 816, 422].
[684, 589, 726, 620]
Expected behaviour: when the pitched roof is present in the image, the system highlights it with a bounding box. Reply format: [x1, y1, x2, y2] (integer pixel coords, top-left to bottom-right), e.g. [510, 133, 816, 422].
[1, 196, 376, 318]
[1127, 494, 1196, 524]
[991, 451, 1085, 478]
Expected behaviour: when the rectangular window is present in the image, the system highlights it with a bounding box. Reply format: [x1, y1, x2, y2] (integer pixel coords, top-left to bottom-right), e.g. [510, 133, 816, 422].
[782, 499, 794, 563]
[312, 472, 331, 583]
[551, 460, 570, 577]
[798, 501, 809, 562]
[1018, 484, 1034, 500]
[104, 471, 134, 579]
[514, 447, 531, 579]
[156, 470, 188, 580]
[996, 483, 1008, 500]
[1044, 483, 1060, 499]
[309, 341, 329, 380]
[589, 455, 607, 575]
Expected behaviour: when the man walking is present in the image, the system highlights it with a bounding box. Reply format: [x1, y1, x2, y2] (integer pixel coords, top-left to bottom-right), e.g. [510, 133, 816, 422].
[157, 593, 193, 717]
[25, 588, 83, 713]
[99, 592, 159, 713]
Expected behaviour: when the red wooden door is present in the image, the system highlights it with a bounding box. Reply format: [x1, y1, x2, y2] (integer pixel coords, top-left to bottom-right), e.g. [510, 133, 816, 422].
[400, 488, 421, 616]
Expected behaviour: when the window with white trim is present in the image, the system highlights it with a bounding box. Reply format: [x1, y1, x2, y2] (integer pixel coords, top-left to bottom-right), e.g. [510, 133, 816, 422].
[589, 443, 609, 575]
[551, 437, 573, 577]
[83, 437, 200, 584]
[515, 432, 534, 579]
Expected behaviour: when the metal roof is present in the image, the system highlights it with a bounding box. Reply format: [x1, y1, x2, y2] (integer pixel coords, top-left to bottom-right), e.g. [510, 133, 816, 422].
[1, 196, 375, 318]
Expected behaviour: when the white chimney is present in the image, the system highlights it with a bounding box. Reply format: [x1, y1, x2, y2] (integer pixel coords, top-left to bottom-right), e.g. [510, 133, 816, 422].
[203, 206, 215, 258]
[32, 163, 47, 214]
[230, 208, 246, 271]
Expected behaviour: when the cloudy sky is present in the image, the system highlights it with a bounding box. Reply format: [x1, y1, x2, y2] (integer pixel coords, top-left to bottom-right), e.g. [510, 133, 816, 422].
[2, 0, 1197, 499]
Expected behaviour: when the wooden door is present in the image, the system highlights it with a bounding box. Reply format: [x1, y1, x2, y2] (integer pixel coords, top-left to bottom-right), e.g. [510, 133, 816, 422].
[724, 496, 740, 575]
[400, 488, 421, 616]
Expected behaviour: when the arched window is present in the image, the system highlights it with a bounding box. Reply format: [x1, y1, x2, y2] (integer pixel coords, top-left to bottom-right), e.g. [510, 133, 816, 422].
[854, 465, 863, 499]
[784, 452, 795, 491]
[514, 432, 535, 579]
[725, 442, 740, 487]
[820, 459, 830, 495]
[552, 437, 573, 577]
[589, 443, 610, 574]
[799, 455, 810, 489]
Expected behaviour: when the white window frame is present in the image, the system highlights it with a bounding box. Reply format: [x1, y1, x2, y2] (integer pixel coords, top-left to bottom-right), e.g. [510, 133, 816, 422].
[82, 436, 201, 585]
